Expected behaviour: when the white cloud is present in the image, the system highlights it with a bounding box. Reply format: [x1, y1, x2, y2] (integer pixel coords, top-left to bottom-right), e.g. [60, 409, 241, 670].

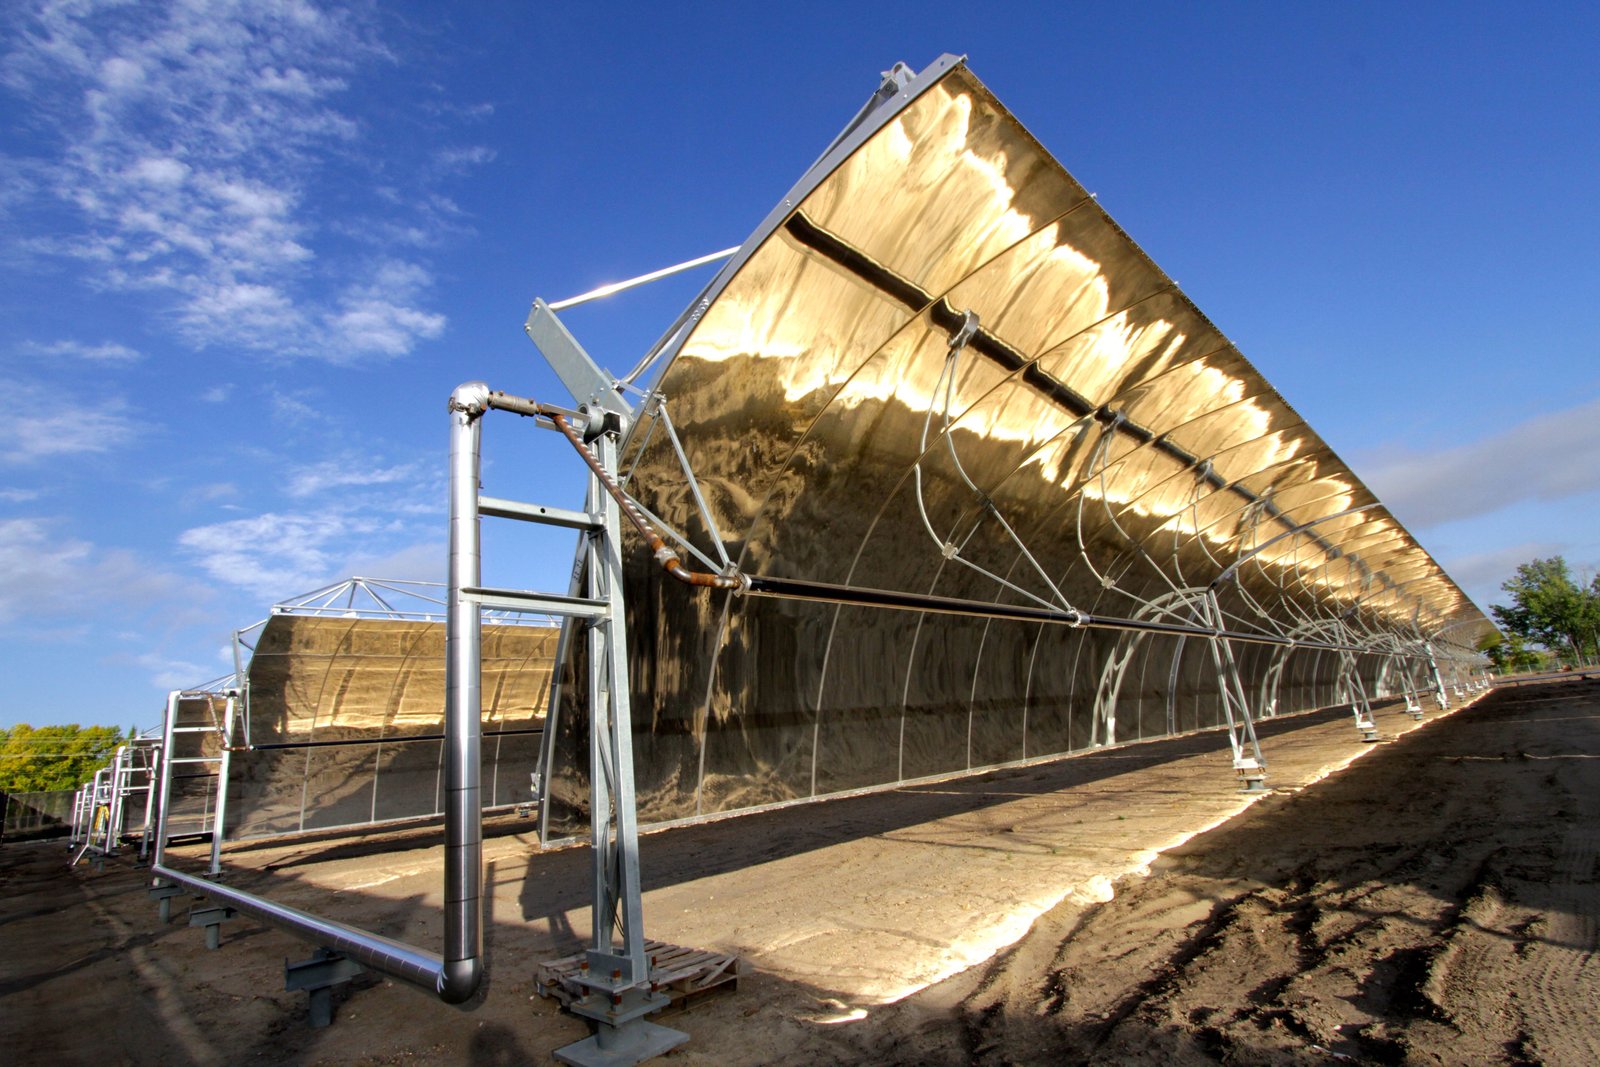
[199, 383, 234, 403]
[324, 259, 446, 358]
[0, 379, 138, 462]
[126, 155, 189, 186]
[178, 279, 304, 344]
[180, 511, 355, 597]
[0, 487, 41, 503]
[182, 481, 239, 507]
[24, 339, 143, 363]
[267, 386, 323, 425]
[2, 1, 478, 361]
[178, 509, 422, 599]
[133, 650, 217, 691]
[0, 516, 196, 626]
[338, 540, 444, 585]
[1361, 395, 1600, 529]
[433, 144, 496, 171]
[286, 456, 419, 498]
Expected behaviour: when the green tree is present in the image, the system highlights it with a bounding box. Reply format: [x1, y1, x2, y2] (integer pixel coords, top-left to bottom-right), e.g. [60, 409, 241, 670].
[1477, 631, 1547, 674]
[1490, 556, 1600, 666]
[0, 723, 126, 793]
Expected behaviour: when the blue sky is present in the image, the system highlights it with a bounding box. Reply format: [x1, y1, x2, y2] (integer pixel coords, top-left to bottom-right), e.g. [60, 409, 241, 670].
[2, 1, 1595, 732]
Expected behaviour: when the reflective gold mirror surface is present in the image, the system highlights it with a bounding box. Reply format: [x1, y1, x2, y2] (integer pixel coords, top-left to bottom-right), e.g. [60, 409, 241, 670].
[228, 616, 556, 839]
[542, 61, 1488, 835]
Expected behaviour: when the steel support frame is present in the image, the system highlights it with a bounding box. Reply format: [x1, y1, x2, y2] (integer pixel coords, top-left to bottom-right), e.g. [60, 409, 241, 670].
[1390, 653, 1427, 720]
[143, 389, 495, 1008]
[90, 738, 159, 863]
[1425, 642, 1450, 710]
[1332, 624, 1380, 742]
[459, 386, 685, 1066]
[1090, 588, 1269, 791]
[71, 767, 112, 866]
[146, 689, 236, 875]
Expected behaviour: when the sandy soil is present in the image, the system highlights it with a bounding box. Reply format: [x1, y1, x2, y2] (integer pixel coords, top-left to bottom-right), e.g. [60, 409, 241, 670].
[3, 677, 1595, 1066]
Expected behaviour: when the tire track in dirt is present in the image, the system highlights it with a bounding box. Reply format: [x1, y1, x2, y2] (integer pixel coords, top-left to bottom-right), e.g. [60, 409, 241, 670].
[848, 679, 1600, 1066]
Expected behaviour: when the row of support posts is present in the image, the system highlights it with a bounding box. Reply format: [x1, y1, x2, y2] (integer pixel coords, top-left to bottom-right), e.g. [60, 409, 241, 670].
[69, 737, 160, 867]
[1093, 593, 1482, 799]
[1091, 590, 1443, 793]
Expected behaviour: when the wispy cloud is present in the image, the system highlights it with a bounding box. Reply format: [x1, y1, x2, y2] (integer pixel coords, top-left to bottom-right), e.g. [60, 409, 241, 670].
[322, 259, 445, 357]
[181, 436, 440, 597]
[433, 144, 496, 172]
[1439, 540, 1569, 613]
[182, 481, 239, 508]
[0, 379, 137, 462]
[131, 650, 218, 691]
[178, 509, 440, 599]
[23, 339, 142, 363]
[1, 1, 484, 361]
[267, 385, 324, 426]
[179, 511, 368, 598]
[340, 540, 444, 584]
[0, 516, 197, 626]
[286, 454, 420, 498]
[1361, 395, 1600, 529]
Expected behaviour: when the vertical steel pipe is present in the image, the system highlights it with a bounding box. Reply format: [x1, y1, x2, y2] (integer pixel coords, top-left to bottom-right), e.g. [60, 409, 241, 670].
[441, 380, 489, 999]
[152, 691, 179, 871]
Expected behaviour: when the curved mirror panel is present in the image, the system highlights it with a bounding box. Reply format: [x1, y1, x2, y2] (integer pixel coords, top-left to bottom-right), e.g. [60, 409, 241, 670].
[542, 60, 1489, 836]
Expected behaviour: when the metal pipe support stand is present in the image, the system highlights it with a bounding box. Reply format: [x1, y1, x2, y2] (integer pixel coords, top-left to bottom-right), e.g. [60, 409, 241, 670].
[285, 948, 366, 1029]
[555, 977, 688, 1067]
[1233, 757, 1268, 793]
[1357, 718, 1380, 743]
[149, 882, 185, 923]
[189, 905, 236, 950]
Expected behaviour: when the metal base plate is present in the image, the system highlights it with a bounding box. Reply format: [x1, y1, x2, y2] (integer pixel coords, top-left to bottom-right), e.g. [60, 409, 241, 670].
[553, 1020, 688, 1067]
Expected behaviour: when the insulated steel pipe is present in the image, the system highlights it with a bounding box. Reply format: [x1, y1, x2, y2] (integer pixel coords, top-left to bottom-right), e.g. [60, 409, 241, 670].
[147, 383, 490, 1005]
[441, 380, 487, 997]
[147, 863, 464, 993]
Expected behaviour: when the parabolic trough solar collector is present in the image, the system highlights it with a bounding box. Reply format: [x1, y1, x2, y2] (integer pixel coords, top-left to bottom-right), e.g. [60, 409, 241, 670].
[538, 55, 1491, 836]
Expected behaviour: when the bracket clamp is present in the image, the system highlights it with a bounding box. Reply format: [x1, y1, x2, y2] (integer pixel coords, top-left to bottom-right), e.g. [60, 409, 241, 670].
[188, 904, 236, 950]
[285, 948, 367, 1029]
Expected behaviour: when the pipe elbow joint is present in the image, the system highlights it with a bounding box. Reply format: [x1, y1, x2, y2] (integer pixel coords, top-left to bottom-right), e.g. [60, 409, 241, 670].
[449, 381, 491, 417]
[437, 957, 483, 1004]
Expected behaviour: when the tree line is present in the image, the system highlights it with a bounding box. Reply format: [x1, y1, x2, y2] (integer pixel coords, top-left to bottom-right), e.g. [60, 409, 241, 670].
[0, 724, 129, 794]
[1482, 556, 1600, 673]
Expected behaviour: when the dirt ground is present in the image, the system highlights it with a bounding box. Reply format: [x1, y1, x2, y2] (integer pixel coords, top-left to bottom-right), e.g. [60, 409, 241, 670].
[3, 677, 1596, 1066]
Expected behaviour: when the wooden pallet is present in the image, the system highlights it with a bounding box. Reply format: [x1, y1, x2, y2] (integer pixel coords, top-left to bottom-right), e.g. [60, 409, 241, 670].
[535, 939, 744, 1009]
